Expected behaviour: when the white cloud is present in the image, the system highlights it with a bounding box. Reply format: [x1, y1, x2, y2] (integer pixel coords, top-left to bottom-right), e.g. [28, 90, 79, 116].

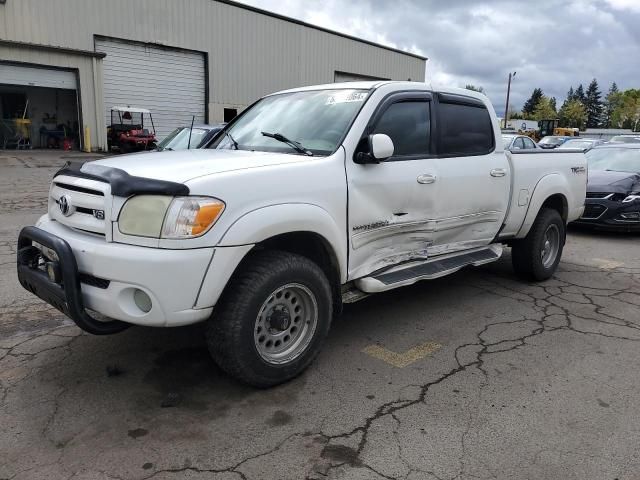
[605, 0, 640, 12]
[238, 0, 640, 113]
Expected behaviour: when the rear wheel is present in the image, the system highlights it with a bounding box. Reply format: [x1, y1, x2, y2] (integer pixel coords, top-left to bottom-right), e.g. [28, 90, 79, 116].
[512, 208, 565, 281]
[205, 250, 332, 387]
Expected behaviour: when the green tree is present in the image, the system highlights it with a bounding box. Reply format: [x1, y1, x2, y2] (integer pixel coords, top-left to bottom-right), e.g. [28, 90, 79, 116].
[604, 82, 620, 127]
[566, 86, 575, 102]
[585, 78, 604, 128]
[522, 88, 544, 117]
[533, 96, 557, 121]
[559, 99, 587, 129]
[575, 84, 586, 104]
[508, 107, 523, 120]
[611, 89, 640, 131]
[550, 97, 557, 111]
[465, 84, 485, 93]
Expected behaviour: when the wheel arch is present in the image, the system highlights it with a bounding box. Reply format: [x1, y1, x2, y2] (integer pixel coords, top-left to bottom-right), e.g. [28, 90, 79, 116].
[515, 174, 570, 239]
[215, 204, 347, 313]
[218, 203, 347, 279]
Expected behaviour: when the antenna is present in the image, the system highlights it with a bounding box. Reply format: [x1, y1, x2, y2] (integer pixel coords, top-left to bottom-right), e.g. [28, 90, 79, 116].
[187, 115, 195, 149]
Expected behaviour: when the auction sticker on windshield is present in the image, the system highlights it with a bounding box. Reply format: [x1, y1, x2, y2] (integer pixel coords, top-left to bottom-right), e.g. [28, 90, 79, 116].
[326, 90, 368, 105]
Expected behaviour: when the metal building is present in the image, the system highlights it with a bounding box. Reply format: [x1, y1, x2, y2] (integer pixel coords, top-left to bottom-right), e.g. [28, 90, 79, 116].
[0, 0, 426, 151]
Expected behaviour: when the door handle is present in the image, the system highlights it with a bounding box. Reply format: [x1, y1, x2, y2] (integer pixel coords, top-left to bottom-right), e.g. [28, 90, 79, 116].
[490, 168, 507, 177]
[417, 174, 436, 184]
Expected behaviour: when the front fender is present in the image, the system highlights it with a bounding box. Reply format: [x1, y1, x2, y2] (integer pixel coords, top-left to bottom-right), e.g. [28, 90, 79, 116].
[516, 173, 570, 238]
[218, 203, 348, 281]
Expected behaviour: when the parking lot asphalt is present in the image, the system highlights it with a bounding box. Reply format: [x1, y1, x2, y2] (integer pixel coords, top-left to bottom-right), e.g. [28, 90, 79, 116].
[1, 150, 640, 480]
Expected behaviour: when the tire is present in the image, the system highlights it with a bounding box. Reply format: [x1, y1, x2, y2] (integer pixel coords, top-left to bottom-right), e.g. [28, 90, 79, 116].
[205, 250, 333, 388]
[511, 208, 565, 281]
[120, 141, 131, 154]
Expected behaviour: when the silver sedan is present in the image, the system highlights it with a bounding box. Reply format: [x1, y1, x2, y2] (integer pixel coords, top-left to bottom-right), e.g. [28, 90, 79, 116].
[502, 134, 539, 151]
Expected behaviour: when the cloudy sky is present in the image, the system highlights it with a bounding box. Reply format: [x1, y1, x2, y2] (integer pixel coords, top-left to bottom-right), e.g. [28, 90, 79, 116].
[238, 0, 640, 114]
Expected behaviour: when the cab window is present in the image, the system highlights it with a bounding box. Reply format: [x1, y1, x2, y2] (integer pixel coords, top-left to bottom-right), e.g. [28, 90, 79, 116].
[372, 101, 430, 157]
[438, 100, 494, 156]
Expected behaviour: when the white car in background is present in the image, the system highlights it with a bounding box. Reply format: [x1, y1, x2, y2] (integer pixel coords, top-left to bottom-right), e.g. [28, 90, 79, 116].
[557, 138, 604, 151]
[502, 134, 538, 151]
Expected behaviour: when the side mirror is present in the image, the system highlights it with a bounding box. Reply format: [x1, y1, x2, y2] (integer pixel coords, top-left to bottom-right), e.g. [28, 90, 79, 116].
[355, 133, 395, 164]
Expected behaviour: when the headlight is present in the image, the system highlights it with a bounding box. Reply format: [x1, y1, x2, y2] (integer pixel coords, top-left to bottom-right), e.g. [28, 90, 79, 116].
[161, 197, 225, 238]
[118, 195, 173, 237]
[622, 195, 640, 203]
[118, 195, 224, 238]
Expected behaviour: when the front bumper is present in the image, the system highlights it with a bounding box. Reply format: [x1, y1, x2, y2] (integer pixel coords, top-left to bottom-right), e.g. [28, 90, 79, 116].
[571, 198, 640, 231]
[16, 218, 241, 330]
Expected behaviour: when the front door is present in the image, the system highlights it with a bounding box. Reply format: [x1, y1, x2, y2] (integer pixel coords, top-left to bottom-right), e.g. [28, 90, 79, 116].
[345, 92, 438, 279]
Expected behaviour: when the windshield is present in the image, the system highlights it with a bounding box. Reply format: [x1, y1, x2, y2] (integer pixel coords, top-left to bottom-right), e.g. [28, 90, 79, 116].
[157, 127, 211, 151]
[210, 89, 370, 156]
[502, 136, 515, 148]
[558, 140, 593, 149]
[586, 148, 640, 173]
[539, 136, 565, 145]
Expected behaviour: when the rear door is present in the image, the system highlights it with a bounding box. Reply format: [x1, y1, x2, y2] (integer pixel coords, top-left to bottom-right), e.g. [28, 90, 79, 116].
[426, 93, 511, 254]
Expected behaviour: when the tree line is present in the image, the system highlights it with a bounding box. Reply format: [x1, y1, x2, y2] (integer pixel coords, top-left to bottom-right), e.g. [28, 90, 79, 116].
[513, 80, 640, 131]
[465, 80, 640, 131]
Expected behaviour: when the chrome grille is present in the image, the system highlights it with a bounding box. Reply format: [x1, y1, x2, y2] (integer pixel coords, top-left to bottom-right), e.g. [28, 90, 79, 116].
[48, 176, 110, 236]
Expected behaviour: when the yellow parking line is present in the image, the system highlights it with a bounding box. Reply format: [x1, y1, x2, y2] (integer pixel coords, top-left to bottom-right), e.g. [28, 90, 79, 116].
[592, 258, 625, 270]
[362, 342, 442, 368]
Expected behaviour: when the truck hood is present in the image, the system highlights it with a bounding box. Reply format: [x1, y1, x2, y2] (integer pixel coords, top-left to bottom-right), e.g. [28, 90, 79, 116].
[587, 169, 640, 194]
[86, 149, 310, 183]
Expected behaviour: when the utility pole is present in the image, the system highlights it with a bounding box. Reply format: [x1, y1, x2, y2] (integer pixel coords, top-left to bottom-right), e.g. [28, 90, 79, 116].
[503, 71, 516, 129]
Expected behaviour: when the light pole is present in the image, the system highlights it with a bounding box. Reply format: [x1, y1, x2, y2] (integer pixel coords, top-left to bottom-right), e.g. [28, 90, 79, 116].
[503, 71, 516, 129]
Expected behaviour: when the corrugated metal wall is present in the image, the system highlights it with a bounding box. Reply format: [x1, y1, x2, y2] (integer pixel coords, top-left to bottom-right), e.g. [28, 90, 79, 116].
[96, 38, 206, 139]
[0, 0, 426, 148]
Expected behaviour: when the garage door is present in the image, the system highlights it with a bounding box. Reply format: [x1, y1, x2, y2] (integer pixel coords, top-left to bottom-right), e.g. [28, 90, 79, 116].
[0, 64, 77, 90]
[334, 71, 388, 83]
[96, 38, 205, 140]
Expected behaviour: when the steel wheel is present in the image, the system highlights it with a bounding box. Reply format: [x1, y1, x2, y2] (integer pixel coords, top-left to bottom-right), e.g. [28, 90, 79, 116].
[540, 224, 560, 269]
[254, 283, 319, 365]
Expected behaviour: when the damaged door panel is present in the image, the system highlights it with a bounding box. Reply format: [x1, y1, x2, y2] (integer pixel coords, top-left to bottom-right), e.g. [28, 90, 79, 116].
[346, 93, 437, 279]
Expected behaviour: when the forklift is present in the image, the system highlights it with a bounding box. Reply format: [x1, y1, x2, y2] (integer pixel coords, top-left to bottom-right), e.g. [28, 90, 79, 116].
[520, 119, 579, 142]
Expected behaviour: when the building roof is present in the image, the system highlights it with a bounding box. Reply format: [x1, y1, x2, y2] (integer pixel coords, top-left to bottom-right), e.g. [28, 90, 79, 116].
[217, 0, 427, 61]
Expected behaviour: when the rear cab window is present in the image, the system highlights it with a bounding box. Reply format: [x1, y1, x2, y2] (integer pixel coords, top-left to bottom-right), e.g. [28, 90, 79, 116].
[437, 94, 495, 156]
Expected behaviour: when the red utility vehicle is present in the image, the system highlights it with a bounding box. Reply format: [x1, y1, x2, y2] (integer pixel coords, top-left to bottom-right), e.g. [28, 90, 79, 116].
[107, 106, 157, 153]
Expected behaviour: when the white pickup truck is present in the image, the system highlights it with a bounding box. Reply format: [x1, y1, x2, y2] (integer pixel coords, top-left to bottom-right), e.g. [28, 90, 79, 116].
[17, 82, 586, 386]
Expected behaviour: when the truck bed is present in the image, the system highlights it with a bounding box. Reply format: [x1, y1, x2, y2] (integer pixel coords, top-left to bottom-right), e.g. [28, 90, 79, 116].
[499, 149, 587, 239]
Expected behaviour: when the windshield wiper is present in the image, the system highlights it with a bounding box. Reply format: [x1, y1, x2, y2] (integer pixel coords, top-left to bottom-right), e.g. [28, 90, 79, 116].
[225, 131, 239, 150]
[261, 131, 313, 156]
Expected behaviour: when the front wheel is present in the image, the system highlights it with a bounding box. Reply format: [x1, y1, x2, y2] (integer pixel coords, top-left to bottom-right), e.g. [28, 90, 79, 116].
[205, 250, 332, 387]
[511, 208, 565, 281]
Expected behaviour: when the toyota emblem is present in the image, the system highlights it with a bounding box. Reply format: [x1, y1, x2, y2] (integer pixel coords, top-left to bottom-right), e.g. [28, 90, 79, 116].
[58, 195, 72, 216]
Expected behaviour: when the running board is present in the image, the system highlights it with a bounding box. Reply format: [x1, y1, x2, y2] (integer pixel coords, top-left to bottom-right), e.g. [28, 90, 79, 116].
[355, 245, 503, 293]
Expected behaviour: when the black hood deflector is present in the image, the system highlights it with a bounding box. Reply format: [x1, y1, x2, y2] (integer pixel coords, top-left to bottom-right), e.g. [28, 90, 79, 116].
[54, 161, 190, 197]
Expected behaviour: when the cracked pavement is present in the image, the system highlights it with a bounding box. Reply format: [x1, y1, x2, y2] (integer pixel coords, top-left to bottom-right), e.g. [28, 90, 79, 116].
[2, 151, 640, 479]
